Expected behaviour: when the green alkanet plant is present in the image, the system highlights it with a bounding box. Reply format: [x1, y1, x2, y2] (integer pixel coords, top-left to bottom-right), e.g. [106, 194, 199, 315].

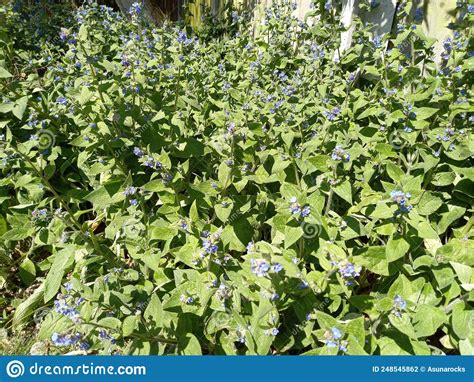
[0, 0, 472, 355]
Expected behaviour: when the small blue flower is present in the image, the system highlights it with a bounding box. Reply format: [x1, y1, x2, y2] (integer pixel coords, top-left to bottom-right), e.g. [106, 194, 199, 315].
[414, 8, 423, 22]
[129, 199, 138, 206]
[251, 259, 270, 277]
[270, 327, 279, 336]
[331, 327, 342, 340]
[51, 332, 82, 347]
[56, 96, 67, 106]
[272, 263, 283, 273]
[64, 282, 73, 292]
[271, 293, 280, 301]
[300, 205, 311, 218]
[326, 339, 337, 348]
[79, 342, 90, 351]
[123, 186, 137, 196]
[331, 145, 350, 162]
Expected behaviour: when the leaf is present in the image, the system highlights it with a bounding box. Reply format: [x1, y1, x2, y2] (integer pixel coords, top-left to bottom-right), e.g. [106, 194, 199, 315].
[144, 293, 163, 330]
[178, 333, 202, 355]
[284, 224, 303, 248]
[12, 284, 44, 329]
[353, 246, 389, 276]
[333, 180, 352, 204]
[1, 227, 33, 241]
[437, 206, 466, 235]
[413, 107, 437, 120]
[417, 192, 442, 216]
[123, 315, 138, 337]
[412, 305, 445, 337]
[79, 86, 93, 105]
[19, 257, 36, 286]
[44, 248, 75, 302]
[0, 67, 13, 78]
[386, 234, 410, 262]
[451, 304, 472, 340]
[12, 96, 28, 120]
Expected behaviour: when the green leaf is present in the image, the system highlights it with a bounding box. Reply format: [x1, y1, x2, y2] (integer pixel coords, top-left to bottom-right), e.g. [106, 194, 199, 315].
[178, 333, 202, 355]
[0, 67, 13, 78]
[12, 96, 28, 119]
[44, 248, 75, 302]
[412, 305, 445, 337]
[123, 315, 138, 337]
[144, 293, 163, 330]
[353, 246, 389, 276]
[19, 256, 36, 286]
[386, 235, 410, 262]
[333, 180, 352, 204]
[12, 284, 44, 329]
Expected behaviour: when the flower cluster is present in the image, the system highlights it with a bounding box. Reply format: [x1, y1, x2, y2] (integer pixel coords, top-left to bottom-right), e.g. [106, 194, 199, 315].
[331, 145, 350, 162]
[32, 208, 48, 220]
[200, 229, 222, 257]
[336, 261, 360, 285]
[390, 190, 412, 213]
[289, 197, 311, 218]
[54, 292, 83, 324]
[392, 295, 407, 317]
[324, 327, 348, 353]
[51, 332, 82, 347]
[180, 294, 194, 304]
[250, 258, 283, 277]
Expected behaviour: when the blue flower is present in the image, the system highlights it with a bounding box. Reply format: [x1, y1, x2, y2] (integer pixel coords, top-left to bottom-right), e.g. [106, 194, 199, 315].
[133, 147, 144, 157]
[326, 339, 337, 348]
[331, 145, 350, 162]
[339, 341, 348, 353]
[373, 35, 382, 49]
[51, 332, 81, 347]
[180, 294, 194, 304]
[289, 197, 301, 215]
[270, 327, 279, 336]
[98, 330, 116, 344]
[323, 107, 341, 121]
[64, 282, 73, 292]
[324, 0, 332, 11]
[271, 293, 280, 301]
[79, 342, 90, 351]
[390, 190, 412, 213]
[272, 263, 283, 273]
[414, 8, 423, 22]
[251, 258, 270, 277]
[128, 2, 142, 16]
[338, 262, 360, 281]
[392, 295, 407, 317]
[300, 205, 311, 218]
[393, 295, 406, 309]
[123, 186, 137, 196]
[331, 327, 342, 340]
[129, 199, 138, 206]
[56, 96, 67, 106]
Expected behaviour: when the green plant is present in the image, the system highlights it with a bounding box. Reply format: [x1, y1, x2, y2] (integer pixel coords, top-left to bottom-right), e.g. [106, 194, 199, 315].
[0, 0, 472, 355]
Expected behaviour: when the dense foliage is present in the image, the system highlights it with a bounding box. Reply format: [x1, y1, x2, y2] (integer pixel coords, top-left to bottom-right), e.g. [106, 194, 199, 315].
[0, 0, 473, 355]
